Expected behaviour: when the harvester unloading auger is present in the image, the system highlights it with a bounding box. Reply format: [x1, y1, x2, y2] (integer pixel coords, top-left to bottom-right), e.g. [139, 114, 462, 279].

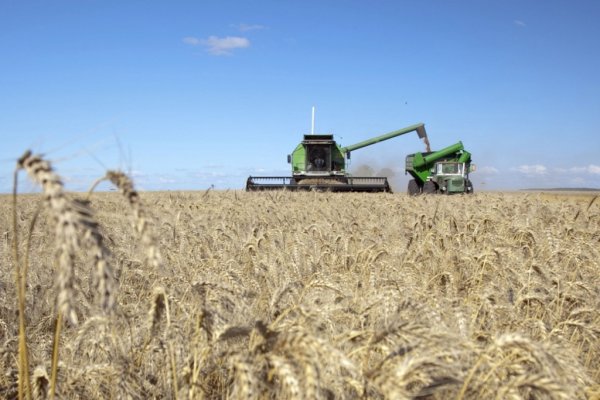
[246, 122, 430, 192]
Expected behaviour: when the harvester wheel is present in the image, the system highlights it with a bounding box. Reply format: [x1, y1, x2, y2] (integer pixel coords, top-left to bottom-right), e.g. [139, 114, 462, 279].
[423, 181, 437, 194]
[407, 179, 420, 196]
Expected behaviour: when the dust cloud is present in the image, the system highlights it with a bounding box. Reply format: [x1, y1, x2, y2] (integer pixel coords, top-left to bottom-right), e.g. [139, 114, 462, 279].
[349, 138, 430, 193]
[350, 162, 410, 193]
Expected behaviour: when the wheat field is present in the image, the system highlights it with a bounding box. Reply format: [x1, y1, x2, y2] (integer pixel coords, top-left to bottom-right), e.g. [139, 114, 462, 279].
[1, 156, 599, 399]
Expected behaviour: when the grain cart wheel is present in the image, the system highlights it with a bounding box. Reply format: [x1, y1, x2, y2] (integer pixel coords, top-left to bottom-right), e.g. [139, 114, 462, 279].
[407, 179, 420, 196]
[423, 181, 437, 194]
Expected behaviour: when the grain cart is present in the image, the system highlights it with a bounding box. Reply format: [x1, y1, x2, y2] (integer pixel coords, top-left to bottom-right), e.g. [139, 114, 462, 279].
[405, 141, 474, 195]
[247, 123, 429, 192]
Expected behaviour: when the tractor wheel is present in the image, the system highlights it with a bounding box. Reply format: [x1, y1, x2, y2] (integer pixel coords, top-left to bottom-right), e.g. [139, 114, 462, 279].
[423, 181, 437, 194]
[407, 179, 420, 196]
[466, 179, 474, 194]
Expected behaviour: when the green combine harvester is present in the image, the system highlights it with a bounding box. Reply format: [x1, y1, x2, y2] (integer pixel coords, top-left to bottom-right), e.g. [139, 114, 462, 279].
[246, 122, 429, 192]
[405, 141, 475, 195]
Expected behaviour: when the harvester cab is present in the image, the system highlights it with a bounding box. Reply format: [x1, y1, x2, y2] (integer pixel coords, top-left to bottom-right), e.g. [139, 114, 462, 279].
[246, 122, 429, 192]
[289, 134, 346, 176]
[405, 141, 475, 195]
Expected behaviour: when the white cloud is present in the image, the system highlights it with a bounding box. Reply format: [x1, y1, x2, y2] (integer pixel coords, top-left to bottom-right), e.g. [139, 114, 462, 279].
[206, 36, 249, 55]
[514, 20, 526, 27]
[182, 36, 201, 46]
[512, 164, 547, 175]
[194, 171, 228, 178]
[234, 23, 266, 32]
[588, 164, 600, 174]
[187, 35, 250, 55]
[570, 177, 586, 185]
[478, 166, 499, 174]
[554, 165, 600, 175]
[158, 176, 177, 184]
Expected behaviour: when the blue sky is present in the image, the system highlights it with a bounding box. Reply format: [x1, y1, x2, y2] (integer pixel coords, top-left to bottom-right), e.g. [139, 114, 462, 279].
[2, 0, 599, 192]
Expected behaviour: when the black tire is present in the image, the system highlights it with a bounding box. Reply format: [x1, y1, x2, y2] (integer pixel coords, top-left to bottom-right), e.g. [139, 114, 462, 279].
[466, 179, 474, 194]
[407, 179, 420, 196]
[423, 180, 437, 194]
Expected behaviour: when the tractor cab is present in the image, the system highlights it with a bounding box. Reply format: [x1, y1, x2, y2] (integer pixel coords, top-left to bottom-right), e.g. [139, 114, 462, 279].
[435, 162, 465, 176]
[433, 162, 471, 194]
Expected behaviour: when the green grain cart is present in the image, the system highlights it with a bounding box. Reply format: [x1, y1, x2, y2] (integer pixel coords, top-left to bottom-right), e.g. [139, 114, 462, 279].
[405, 141, 475, 195]
[247, 123, 429, 192]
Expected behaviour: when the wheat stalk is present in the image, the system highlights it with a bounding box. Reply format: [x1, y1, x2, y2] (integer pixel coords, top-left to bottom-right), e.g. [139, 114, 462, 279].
[104, 170, 165, 273]
[12, 156, 32, 400]
[31, 366, 49, 400]
[16, 150, 117, 400]
[17, 151, 116, 323]
[148, 286, 167, 338]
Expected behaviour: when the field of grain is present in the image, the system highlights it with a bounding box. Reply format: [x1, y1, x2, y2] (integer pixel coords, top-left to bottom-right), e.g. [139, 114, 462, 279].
[1, 160, 599, 399]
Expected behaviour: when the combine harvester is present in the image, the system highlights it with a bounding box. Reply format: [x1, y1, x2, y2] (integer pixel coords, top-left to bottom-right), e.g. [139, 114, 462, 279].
[405, 141, 475, 195]
[246, 112, 429, 192]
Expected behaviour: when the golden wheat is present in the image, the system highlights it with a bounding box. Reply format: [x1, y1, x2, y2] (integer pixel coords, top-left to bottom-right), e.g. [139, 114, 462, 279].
[1, 163, 599, 399]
